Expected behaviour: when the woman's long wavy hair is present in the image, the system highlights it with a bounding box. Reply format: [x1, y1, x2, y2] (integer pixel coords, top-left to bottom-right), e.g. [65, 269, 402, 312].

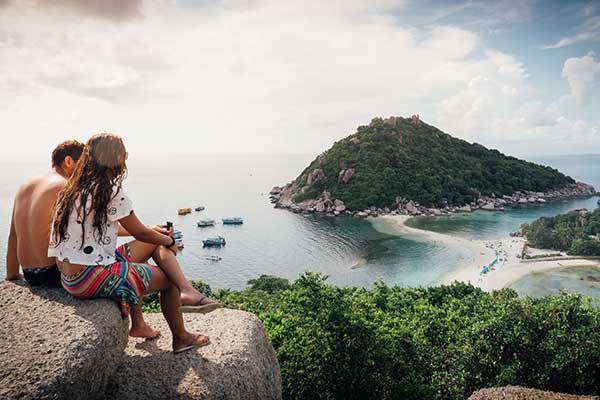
[52, 134, 128, 247]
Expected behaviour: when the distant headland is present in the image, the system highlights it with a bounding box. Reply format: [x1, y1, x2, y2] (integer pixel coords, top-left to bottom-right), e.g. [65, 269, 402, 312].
[270, 115, 597, 217]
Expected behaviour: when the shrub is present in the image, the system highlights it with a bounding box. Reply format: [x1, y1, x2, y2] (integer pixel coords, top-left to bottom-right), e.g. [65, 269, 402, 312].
[142, 273, 600, 399]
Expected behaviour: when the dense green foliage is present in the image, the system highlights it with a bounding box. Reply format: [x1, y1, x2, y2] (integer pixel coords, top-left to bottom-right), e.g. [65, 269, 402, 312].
[247, 274, 291, 293]
[523, 208, 600, 256]
[292, 117, 574, 210]
[143, 273, 600, 399]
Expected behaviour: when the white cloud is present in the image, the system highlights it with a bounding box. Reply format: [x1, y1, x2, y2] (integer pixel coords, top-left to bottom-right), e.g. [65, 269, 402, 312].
[0, 0, 143, 21]
[0, 0, 598, 158]
[560, 52, 600, 106]
[541, 16, 600, 49]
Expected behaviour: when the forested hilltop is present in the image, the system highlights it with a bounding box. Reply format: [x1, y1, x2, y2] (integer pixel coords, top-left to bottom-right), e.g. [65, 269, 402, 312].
[523, 208, 600, 256]
[271, 116, 591, 213]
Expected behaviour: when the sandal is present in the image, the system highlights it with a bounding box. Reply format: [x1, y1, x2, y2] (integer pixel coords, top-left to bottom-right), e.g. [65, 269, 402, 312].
[173, 333, 210, 354]
[180, 302, 223, 314]
[181, 295, 223, 314]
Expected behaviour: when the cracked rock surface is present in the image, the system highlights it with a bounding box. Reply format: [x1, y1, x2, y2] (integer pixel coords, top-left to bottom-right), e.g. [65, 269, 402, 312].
[0, 280, 128, 400]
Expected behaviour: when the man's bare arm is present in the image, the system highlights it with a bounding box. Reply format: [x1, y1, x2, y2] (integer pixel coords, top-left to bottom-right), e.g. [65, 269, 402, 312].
[6, 201, 22, 280]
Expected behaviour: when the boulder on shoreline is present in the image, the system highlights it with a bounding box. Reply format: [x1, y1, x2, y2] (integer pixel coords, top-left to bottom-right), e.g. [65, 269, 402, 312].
[108, 309, 282, 400]
[273, 176, 596, 219]
[0, 281, 128, 400]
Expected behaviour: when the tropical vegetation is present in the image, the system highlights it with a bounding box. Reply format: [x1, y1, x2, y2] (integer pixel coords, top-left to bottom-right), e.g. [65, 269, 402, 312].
[291, 117, 575, 210]
[143, 273, 600, 399]
[523, 207, 600, 256]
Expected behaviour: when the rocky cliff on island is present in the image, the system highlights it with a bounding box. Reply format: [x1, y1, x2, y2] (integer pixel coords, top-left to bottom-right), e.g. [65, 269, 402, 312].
[270, 115, 597, 217]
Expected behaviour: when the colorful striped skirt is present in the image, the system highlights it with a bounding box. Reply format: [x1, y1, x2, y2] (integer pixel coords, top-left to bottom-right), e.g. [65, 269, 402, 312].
[61, 243, 153, 319]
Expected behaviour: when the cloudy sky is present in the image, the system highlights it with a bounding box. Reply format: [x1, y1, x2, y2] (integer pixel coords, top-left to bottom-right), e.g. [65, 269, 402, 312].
[1, 0, 599, 159]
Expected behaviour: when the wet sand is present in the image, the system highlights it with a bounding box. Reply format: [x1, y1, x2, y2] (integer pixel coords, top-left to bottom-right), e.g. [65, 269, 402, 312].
[374, 215, 600, 291]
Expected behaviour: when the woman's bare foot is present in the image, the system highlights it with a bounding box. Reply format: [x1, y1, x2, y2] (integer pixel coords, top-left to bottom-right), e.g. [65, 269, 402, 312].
[129, 323, 161, 340]
[173, 332, 210, 354]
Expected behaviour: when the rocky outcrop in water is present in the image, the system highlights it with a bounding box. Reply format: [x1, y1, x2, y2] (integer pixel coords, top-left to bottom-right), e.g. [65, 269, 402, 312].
[268, 115, 597, 218]
[270, 182, 597, 218]
[0, 281, 282, 400]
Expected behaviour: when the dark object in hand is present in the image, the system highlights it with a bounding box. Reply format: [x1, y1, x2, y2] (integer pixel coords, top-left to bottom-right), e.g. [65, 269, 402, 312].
[165, 221, 173, 230]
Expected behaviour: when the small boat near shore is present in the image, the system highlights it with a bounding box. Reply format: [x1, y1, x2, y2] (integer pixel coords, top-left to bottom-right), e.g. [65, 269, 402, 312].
[204, 255, 222, 261]
[197, 219, 216, 227]
[178, 208, 192, 215]
[222, 217, 244, 225]
[195, 206, 205, 212]
[203, 236, 226, 247]
[173, 230, 183, 239]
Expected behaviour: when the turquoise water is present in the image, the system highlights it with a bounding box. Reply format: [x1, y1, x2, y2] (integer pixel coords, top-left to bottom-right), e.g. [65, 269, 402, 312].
[510, 266, 600, 299]
[0, 154, 598, 293]
[0, 155, 467, 290]
[408, 154, 600, 297]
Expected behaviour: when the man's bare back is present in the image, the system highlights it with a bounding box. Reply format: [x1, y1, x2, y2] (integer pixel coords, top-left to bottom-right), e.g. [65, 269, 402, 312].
[5, 140, 84, 283]
[11, 173, 66, 268]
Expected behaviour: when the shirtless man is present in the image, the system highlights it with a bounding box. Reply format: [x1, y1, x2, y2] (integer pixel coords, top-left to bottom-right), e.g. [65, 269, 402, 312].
[5, 140, 84, 285]
[6, 139, 220, 318]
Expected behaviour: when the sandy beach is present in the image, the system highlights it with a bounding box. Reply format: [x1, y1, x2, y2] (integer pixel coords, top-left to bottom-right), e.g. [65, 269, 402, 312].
[375, 215, 600, 291]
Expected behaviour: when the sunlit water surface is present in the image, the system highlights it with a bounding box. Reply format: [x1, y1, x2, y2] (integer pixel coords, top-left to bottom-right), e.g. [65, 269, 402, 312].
[1, 154, 598, 295]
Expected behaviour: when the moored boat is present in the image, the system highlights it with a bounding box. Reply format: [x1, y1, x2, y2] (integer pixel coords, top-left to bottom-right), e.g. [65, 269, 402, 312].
[197, 219, 216, 227]
[222, 217, 244, 225]
[178, 208, 192, 215]
[203, 236, 226, 247]
[195, 206, 205, 212]
[173, 230, 183, 239]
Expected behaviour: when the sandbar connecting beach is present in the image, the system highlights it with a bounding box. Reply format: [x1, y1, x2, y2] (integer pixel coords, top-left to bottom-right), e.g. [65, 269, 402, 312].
[373, 215, 600, 291]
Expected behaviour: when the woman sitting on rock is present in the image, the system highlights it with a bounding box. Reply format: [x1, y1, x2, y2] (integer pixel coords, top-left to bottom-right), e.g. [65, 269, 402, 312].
[49, 133, 210, 353]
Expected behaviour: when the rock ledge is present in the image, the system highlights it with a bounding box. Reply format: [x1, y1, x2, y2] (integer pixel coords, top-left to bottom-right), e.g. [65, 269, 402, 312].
[0, 281, 128, 400]
[107, 309, 282, 400]
[0, 282, 282, 400]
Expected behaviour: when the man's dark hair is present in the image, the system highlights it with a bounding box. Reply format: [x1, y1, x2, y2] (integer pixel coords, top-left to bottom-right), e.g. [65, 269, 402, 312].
[51, 140, 85, 168]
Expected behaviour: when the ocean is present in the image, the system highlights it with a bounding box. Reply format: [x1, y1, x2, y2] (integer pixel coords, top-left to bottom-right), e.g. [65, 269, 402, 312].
[0, 154, 599, 295]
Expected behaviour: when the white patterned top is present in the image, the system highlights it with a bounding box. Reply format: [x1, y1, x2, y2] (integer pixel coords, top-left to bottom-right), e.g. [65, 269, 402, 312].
[48, 188, 133, 265]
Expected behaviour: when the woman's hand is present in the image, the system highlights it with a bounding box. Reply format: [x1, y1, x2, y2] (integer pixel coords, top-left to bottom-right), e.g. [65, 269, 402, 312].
[152, 225, 177, 254]
[152, 225, 173, 236]
[168, 242, 179, 255]
[119, 212, 176, 248]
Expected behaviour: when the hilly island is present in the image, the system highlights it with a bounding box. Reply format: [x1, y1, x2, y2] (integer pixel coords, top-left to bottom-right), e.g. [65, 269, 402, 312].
[270, 115, 597, 216]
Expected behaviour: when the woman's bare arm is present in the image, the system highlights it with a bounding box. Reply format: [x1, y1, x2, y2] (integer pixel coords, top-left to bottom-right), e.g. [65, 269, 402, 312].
[117, 223, 131, 237]
[118, 212, 174, 247]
